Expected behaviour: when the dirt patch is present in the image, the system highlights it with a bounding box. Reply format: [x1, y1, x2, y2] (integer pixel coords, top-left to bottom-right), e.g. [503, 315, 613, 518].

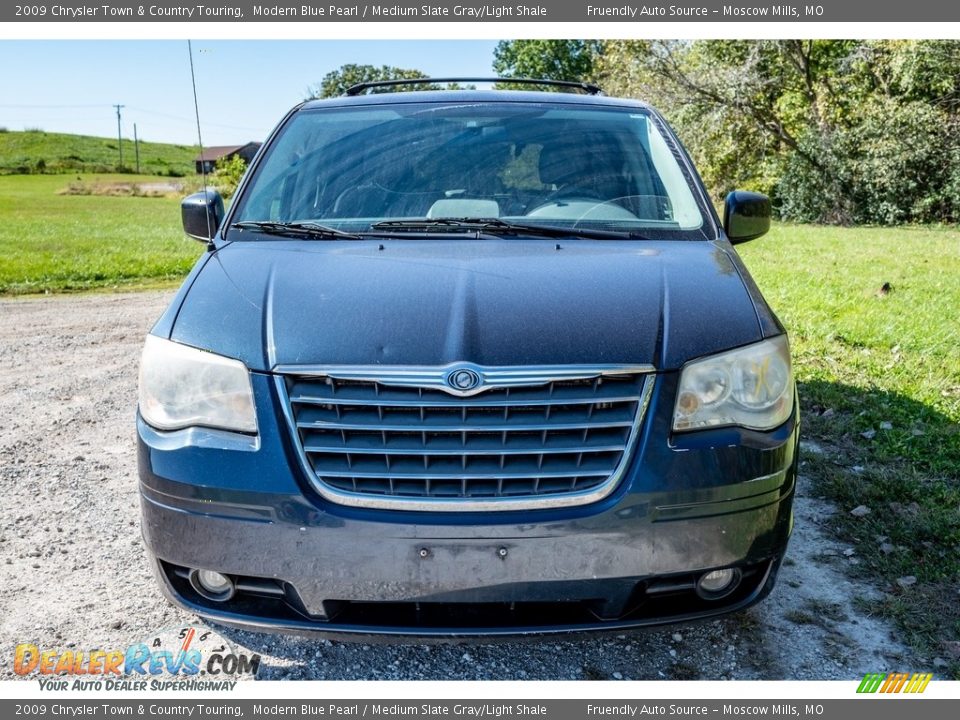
[0, 292, 919, 680]
[57, 179, 188, 198]
[749, 466, 911, 678]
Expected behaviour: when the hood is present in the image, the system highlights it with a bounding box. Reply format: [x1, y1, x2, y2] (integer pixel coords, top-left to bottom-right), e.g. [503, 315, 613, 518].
[169, 238, 763, 373]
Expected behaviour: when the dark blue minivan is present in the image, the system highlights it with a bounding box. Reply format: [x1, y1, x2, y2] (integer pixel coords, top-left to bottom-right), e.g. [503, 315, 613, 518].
[137, 80, 798, 636]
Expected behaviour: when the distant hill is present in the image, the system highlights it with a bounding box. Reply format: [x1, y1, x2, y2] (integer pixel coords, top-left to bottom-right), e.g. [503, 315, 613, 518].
[0, 129, 198, 176]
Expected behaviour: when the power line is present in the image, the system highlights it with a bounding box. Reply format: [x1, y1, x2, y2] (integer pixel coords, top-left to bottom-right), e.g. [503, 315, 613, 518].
[125, 105, 267, 133]
[0, 103, 108, 108]
[0, 101, 267, 135]
[1, 103, 267, 142]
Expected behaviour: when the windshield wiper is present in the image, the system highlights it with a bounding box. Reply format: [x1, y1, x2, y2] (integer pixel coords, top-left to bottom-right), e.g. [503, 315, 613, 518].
[231, 221, 362, 240]
[369, 218, 645, 240]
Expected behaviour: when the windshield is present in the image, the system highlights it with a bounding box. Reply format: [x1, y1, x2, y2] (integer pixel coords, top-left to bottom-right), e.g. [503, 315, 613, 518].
[230, 101, 711, 240]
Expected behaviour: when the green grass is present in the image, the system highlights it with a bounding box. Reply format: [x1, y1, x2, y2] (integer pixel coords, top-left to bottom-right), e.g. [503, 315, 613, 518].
[739, 224, 960, 473]
[0, 174, 202, 294]
[738, 224, 960, 675]
[0, 130, 197, 176]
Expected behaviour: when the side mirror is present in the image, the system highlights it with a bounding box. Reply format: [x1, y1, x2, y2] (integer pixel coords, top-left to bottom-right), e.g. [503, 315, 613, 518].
[181, 190, 225, 243]
[723, 190, 771, 244]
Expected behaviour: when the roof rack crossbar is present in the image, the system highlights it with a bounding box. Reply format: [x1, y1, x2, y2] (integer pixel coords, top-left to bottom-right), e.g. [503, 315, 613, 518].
[344, 77, 603, 97]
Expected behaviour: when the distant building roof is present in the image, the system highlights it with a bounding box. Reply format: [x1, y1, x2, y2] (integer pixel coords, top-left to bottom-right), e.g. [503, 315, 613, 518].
[194, 143, 260, 163]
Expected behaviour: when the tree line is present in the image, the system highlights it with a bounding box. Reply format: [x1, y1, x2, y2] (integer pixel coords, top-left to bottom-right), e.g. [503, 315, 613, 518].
[312, 41, 960, 225]
[494, 40, 960, 225]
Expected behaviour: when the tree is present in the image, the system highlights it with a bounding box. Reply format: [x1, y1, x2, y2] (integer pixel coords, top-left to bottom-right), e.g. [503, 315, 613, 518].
[213, 154, 247, 200]
[306, 64, 439, 99]
[594, 39, 960, 224]
[307, 45, 960, 224]
[492, 40, 603, 86]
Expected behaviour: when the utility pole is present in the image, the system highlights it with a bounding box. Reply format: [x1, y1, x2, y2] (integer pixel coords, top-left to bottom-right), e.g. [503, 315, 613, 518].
[113, 104, 124, 169]
[133, 123, 141, 174]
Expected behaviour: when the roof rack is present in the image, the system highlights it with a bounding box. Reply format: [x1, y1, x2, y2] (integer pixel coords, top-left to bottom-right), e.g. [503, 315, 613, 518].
[344, 77, 604, 97]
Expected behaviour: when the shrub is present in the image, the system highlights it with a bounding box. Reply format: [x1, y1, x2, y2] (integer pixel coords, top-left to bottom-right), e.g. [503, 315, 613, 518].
[778, 99, 956, 224]
[212, 154, 247, 200]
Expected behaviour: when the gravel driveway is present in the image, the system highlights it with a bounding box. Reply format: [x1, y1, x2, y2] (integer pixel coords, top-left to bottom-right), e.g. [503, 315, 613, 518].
[0, 291, 914, 680]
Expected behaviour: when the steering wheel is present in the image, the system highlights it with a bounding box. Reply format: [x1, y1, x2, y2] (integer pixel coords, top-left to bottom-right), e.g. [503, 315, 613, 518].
[524, 185, 605, 214]
[525, 196, 639, 222]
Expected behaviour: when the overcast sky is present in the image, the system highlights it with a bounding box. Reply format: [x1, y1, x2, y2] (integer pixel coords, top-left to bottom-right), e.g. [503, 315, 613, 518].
[0, 40, 501, 146]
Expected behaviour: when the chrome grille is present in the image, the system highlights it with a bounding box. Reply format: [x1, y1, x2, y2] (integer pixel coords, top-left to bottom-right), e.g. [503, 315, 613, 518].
[278, 366, 653, 511]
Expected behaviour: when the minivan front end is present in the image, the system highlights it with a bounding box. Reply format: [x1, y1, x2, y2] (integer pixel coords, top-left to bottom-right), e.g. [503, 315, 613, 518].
[137, 88, 798, 636]
[138, 307, 798, 636]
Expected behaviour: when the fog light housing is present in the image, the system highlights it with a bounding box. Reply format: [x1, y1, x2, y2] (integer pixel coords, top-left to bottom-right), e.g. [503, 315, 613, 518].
[696, 567, 741, 600]
[189, 569, 235, 602]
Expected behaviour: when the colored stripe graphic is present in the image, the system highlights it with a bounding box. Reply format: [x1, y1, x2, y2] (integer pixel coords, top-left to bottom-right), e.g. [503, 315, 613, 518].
[905, 673, 933, 693]
[857, 672, 932, 694]
[889, 672, 909, 693]
[857, 673, 886, 693]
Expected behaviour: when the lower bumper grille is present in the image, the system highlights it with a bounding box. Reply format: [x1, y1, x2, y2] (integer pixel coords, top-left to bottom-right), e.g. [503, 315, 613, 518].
[158, 558, 778, 635]
[278, 365, 653, 510]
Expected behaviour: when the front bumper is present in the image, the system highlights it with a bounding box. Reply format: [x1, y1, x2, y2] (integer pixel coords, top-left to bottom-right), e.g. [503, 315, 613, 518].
[138, 373, 798, 637]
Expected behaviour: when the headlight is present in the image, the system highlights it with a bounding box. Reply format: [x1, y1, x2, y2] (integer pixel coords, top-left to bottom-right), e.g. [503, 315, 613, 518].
[673, 336, 793, 432]
[138, 335, 257, 433]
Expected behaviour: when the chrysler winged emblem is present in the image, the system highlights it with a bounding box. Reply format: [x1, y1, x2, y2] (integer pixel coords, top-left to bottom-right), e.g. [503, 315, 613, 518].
[446, 367, 481, 392]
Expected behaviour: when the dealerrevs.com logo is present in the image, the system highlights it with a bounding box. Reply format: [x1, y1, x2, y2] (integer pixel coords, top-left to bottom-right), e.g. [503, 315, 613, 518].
[14, 625, 260, 691]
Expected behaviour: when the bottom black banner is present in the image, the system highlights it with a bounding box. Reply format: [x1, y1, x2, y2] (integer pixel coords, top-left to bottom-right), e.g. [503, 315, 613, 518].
[2, 700, 955, 720]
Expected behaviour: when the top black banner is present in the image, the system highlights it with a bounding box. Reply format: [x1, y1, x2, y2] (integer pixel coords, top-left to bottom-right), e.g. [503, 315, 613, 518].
[5, 0, 954, 22]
